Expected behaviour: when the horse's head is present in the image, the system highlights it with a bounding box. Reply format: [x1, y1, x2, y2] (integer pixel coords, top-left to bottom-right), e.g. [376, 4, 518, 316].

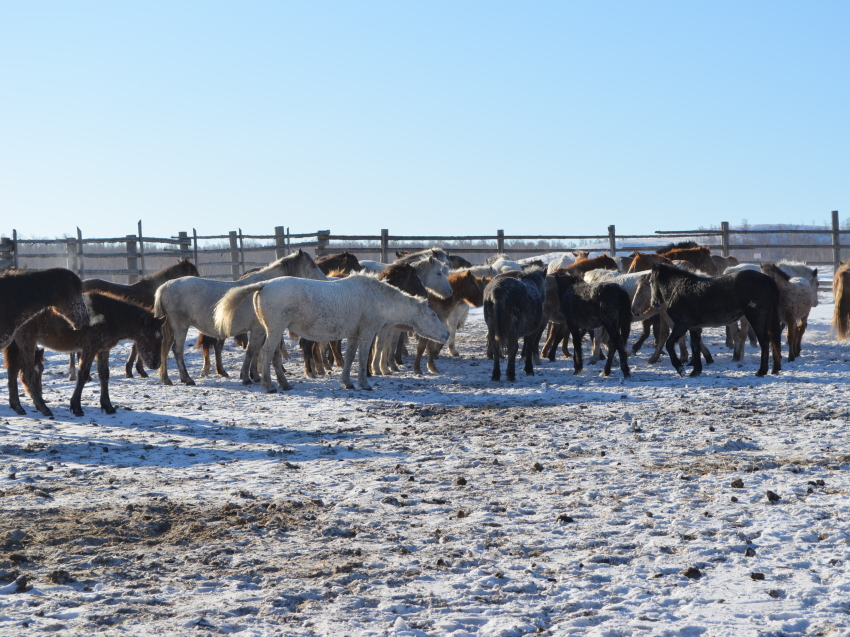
[696, 248, 719, 275]
[631, 276, 652, 317]
[136, 314, 166, 371]
[648, 264, 666, 310]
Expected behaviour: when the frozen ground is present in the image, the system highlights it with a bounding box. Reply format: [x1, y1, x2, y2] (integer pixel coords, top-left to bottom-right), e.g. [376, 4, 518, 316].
[2, 302, 850, 636]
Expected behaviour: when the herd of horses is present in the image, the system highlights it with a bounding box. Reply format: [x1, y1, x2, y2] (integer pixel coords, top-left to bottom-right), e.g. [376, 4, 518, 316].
[2, 239, 850, 418]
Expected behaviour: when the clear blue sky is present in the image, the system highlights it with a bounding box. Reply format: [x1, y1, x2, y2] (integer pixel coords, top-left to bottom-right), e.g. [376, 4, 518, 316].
[2, 2, 848, 240]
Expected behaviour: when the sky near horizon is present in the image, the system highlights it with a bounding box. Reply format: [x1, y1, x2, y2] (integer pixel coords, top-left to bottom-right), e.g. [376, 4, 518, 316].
[1, 2, 848, 240]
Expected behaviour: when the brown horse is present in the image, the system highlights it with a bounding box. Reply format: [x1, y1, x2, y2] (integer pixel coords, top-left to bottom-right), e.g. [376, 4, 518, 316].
[627, 252, 671, 274]
[78, 259, 198, 378]
[565, 255, 619, 277]
[833, 260, 850, 341]
[413, 271, 486, 374]
[316, 251, 361, 275]
[658, 247, 718, 275]
[0, 268, 90, 350]
[6, 292, 164, 418]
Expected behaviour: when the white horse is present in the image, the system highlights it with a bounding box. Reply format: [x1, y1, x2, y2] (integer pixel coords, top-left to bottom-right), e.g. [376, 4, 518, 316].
[154, 250, 326, 386]
[214, 273, 449, 392]
[409, 256, 453, 299]
[777, 260, 819, 307]
[359, 260, 388, 273]
[395, 247, 450, 265]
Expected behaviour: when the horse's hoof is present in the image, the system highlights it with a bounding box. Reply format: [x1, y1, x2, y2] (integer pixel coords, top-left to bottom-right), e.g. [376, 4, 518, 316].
[138, 370, 149, 378]
[689, 370, 701, 378]
[161, 378, 173, 386]
[676, 366, 686, 376]
[125, 372, 134, 379]
[104, 406, 117, 415]
[241, 378, 253, 386]
[72, 409, 83, 417]
[183, 378, 196, 386]
[360, 386, 373, 391]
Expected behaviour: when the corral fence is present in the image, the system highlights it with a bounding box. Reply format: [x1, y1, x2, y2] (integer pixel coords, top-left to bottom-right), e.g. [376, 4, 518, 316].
[0, 213, 843, 294]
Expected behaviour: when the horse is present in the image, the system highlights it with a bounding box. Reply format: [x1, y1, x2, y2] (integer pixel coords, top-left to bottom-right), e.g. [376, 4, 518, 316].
[359, 260, 388, 273]
[613, 255, 634, 272]
[565, 255, 619, 277]
[407, 256, 454, 299]
[657, 241, 699, 254]
[834, 260, 850, 340]
[76, 259, 199, 379]
[369, 264, 429, 376]
[492, 257, 522, 272]
[627, 251, 672, 273]
[0, 268, 91, 350]
[483, 268, 546, 382]
[317, 251, 361, 275]
[760, 263, 814, 361]
[5, 292, 164, 418]
[395, 247, 450, 265]
[447, 255, 472, 270]
[554, 272, 632, 378]
[656, 247, 718, 276]
[213, 273, 449, 392]
[413, 271, 486, 374]
[776, 260, 819, 308]
[583, 269, 651, 365]
[647, 263, 781, 377]
[712, 254, 739, 274]
[154, 250, 326, 386]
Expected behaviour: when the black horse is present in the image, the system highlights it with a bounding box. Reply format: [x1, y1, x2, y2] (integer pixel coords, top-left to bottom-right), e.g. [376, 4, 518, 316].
[554, 272, 631, 378]
[6, 292, 164, 418]
[483, 268, 546, 381]
[648, 263, 781, 377]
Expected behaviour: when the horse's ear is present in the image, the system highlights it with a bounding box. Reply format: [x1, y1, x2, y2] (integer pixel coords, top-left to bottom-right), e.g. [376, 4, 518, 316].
[813, 268, 818, 277]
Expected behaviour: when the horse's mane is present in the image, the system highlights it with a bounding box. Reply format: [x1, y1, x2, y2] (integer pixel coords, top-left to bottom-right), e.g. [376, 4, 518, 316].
[87, 290, 154, 315]
[252, 250, 318, 278]
[777, 259, 809, 268]
[657, 241, 699, 254]
[662, 246, 711, 259]
[653, 262, 708, 281]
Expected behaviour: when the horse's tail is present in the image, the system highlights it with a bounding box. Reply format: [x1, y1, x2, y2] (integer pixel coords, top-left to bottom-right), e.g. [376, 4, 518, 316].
[214, 282, 267, 336]
[833, 267, 850, 340]
[490, 292, 514, 356]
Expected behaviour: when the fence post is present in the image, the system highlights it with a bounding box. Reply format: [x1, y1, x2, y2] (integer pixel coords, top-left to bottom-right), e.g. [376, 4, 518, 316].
[316, 230, 330, 259]
[76, 227, 85, 278]
[66, 240, 78, 273]
[178, 231, 191, 262]
[380, 229, 389, 263]
[497, 229, 505, 254]
[238, 228, 246, 275]
[229, 231, 240, 280]
[137, 220, 146, 278]
[721, 221, 730, 258]
[192, 228, 199, 268]
[11, 229, 18, 269]
[608, 225, 617, 256]
[0, 237, 13, 271]
[832, 210, 841, 272]
[126, 234, 139, 284]
[274, 226, 286, 259]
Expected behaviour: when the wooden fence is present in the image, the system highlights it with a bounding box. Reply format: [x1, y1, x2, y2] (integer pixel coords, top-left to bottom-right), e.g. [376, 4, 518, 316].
[0, 213, 843, 286]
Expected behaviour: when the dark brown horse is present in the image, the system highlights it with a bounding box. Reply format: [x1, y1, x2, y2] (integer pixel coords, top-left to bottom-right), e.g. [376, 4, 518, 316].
[0, 268, 90, 349]
[78, 259, 198, 378]
[316, 251, 361, 275]
[657, 247, 718, 275]
[413, 271, 486, 374]
[6, 292, 165, 418]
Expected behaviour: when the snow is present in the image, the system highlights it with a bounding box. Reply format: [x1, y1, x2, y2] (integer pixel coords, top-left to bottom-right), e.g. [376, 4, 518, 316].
[2, 302, 850, 635]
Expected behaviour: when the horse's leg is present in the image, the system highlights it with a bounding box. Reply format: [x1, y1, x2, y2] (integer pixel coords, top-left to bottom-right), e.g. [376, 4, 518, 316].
[214, 338, 228, 377]
[5, 344, 26, 415]
[384, 331, 400, 373]
[300, 339, 316, 379]
[796, 315, 808, 358]
[356, 333, 374, 390]
[785, 313, 797, 363]
[725, 324, 735, 349]
[614, 325, 631, 379]
[70, 351, 97, 416]
[278, 336, 290, 360]
[97, 350, 116, 414]
[665, 323, 689, 375]
[158, 319, 175, 386]
[427, 340, 439, 374]
[68, 352, 78, 382]
[541, 322, 555, 360]
[271, 347, 289, 390]
[506, 337, 519, 382]
[648, 320, 669, 364]
[242, 331, 266, 385]
[395, 332, 408, 365]
[199, 338, 212, 378]
[168, 322, 194, 386]
[135, 346, 148, 377]
[748, 323, 758, 347]
[571, 327, 584, 375]
[312, 341, 326, 376]
[688, 329, 703, 377]
[339, 337, 358, 390]
[331, 340, 345, 368]
[732, 317, 749, 362]
[590, 327, 604, 365]
[523, 334, 536, 376]
[631, 318, 652, 354]
[258, 329, 285, 392]
[489, 331, 501, 381]
[21, 343, 52, 418]
[413, 338, 428, 375]
[561, 327, 571, 359]
[699, 329, 713, 364]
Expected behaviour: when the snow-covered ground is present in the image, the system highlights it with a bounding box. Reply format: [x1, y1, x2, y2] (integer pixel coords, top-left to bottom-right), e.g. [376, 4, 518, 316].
[2, 302, 850, 636]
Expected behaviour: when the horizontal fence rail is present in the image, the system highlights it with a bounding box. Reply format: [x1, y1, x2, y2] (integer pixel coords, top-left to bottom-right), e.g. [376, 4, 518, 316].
[0, 213, 842, 298]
